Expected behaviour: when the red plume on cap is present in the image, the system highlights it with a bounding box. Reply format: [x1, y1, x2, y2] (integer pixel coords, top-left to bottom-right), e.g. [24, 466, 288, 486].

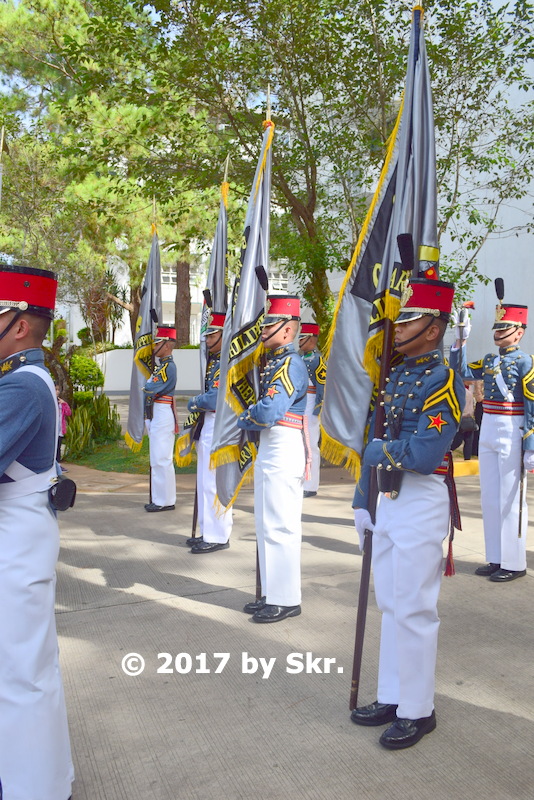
[0, 264, 57, 320]
[463, 301, 475, 309]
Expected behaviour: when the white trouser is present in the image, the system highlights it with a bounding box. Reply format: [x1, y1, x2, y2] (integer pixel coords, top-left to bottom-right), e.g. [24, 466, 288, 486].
[303, 392, 320, 493]
[197, 412, 232, 543]
[254, 426, 305, 606]
[479, 413, 527, 570]
[372, 472, 449, 720]
[146, 402, 176, 506]
[0, 491, 74, 800]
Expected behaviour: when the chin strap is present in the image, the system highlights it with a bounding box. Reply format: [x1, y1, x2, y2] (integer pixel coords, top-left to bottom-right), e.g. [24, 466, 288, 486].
[0, 310, 23, 343]
[262, 319, 287, 346]
[396, 315, 436, 348]
[209, 331, 223, 349]
[494, 326, 520, 343]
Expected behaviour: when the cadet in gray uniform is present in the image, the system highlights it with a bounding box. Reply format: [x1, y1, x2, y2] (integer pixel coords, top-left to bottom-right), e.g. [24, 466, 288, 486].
[299, 322, 326, 497]
[352, 279, 464, 749]
[144, 326, 177, 512]
[238, 295, 308, 623]
[0, 264, 73, 800]
[450, 299, 534, 581]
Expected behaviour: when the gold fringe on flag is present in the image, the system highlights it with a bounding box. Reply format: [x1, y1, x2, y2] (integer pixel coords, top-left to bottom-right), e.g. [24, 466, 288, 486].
[319, 425, 362, 481]
[209, 443, 241, 470]
[124, 431, 143, 453]
[174, 433, 193, 467]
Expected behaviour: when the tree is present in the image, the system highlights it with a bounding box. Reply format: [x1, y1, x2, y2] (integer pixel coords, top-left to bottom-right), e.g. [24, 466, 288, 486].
[1, 0, 533, 328]
[0, 0, 230, 343]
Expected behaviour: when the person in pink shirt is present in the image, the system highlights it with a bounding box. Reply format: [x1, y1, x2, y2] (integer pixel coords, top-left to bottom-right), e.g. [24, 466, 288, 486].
[55, 384, 72, 469]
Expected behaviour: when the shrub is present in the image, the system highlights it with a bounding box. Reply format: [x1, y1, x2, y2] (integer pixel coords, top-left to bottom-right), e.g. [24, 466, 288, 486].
[77, 327, 92, 347]
[92, 394, 122, 443]
[73, 390, 94, 408]
[63, 406, 94, 459]
[64, 395, 122, 459]
[69, 353, 104, 391]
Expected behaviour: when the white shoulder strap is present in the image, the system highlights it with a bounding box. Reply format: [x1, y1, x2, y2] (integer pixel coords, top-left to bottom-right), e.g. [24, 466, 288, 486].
[0, 365, 59, 498]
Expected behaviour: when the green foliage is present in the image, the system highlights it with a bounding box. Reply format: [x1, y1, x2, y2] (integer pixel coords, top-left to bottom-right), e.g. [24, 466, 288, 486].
[64, 393, 122, 458]
[69, 353, 104, 391]
[92, 394, 122, 443]
[72, 390, 94, 408]
[1, 0, 533, 325]
[77, 327, 92, 347]
[63, 406, 93, 459]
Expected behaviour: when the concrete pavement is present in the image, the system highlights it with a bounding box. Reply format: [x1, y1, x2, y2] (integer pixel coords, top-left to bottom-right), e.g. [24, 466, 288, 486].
[56, 458, 534, 800]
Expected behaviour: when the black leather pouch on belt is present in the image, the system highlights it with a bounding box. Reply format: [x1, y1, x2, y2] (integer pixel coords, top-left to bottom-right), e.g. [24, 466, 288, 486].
[49, 476, 77, 511]
[377, 469, 403, 500]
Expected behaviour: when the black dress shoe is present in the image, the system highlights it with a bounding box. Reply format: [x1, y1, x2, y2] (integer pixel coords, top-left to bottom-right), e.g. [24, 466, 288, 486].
[243, 596, 267, 614]
[474, 562, 500, 576]
[190, 540, 230, 554]
[379, 710, 436, 749]
[252, 604, 301, 623]
[303, 490, 317, 498]
[145, 503, 175, 512]
[351, 701, 398, 727]
[186, 535, 203, 546]
[489, 568, 526, 582]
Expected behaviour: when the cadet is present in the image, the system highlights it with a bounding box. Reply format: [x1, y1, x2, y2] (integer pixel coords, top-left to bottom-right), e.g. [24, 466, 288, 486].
[352, 279, 464, 749]
[186, 312, 233, 553]
[450, 298, 534, 581]
[238, 295, 309, 623]
[0, 264, 74, 800]
[144, 326, 178, 512]
[299, 322, 327, 497]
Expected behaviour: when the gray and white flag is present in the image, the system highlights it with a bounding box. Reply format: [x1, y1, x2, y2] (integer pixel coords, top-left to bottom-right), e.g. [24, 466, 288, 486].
[211, 121, 275, 507]
[321, 6, 439, 480]
[125, 230, 162, 451]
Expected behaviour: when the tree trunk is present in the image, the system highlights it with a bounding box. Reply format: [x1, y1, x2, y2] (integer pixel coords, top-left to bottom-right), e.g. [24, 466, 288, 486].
[174, 259, 191, 348]
[129, 287, 141, 343]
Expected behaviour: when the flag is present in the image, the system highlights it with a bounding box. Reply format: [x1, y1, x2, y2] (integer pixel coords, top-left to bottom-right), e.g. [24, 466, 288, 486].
[175, 178, 230, 466]
[124, 229, 162, 451]
[210, 120, 275, 507]
[200, 177, 229, 378]
[321, 6, 439, 479]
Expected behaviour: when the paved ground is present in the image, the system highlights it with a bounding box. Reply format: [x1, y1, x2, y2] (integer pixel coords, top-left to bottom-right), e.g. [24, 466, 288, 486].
[57, 434, 534, 800]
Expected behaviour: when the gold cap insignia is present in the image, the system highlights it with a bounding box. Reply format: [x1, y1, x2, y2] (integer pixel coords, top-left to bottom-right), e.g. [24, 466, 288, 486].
[400, 283, 413, 308]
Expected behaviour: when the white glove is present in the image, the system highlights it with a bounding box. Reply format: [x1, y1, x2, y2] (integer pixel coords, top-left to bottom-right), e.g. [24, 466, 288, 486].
[453, 308, 471, 341]
[523, 451, 534, 471]
[353, 509, 374, 552]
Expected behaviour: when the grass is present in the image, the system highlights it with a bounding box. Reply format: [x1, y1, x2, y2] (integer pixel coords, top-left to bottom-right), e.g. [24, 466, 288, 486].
[65, 437, 197, 474]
